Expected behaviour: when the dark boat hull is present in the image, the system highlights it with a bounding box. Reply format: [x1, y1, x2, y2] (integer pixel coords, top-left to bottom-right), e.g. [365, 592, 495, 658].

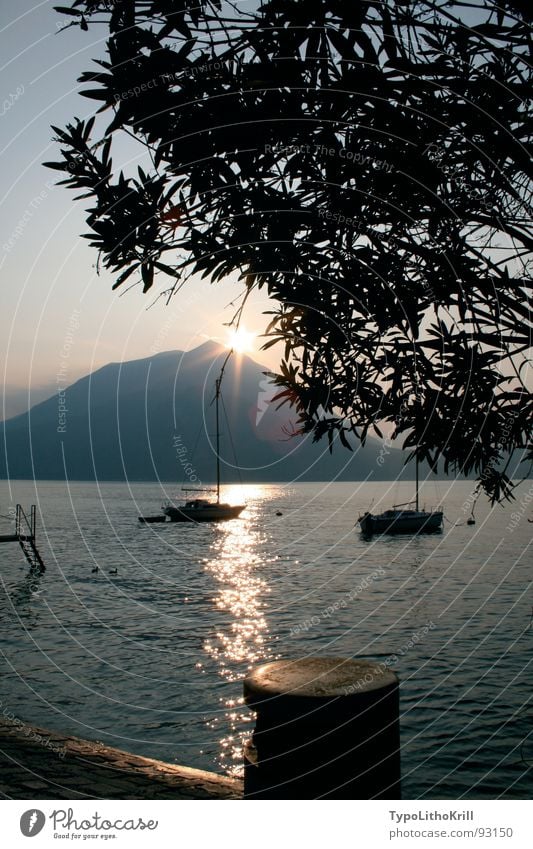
[359, 509, 443, 536]
[164, 503, 245, 523]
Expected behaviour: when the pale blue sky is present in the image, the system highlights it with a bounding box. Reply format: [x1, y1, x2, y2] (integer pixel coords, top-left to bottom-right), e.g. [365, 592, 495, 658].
[1, 1, 275, 418]
[2, 3, 529, 420]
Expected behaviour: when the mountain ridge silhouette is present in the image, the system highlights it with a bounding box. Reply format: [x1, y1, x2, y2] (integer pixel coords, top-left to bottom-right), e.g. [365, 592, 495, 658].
[1, 341, 409, 482]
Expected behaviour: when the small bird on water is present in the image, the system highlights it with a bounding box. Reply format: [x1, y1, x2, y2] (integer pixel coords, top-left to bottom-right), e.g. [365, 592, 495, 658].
[91, 566, 99, 573]
[110, 568, 118, 575]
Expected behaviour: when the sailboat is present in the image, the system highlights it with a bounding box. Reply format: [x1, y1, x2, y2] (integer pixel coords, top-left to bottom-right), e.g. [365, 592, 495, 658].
[162, 375, 245, 523]
[358, 457, 443, 536]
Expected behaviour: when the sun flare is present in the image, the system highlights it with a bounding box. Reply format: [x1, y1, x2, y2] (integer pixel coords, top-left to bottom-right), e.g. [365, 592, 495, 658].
[227, 327, 256, 354]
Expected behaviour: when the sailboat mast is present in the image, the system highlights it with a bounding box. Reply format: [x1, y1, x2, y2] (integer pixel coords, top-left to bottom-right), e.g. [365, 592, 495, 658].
[215, 377, 221, 503]
[415, 455, 419, 512]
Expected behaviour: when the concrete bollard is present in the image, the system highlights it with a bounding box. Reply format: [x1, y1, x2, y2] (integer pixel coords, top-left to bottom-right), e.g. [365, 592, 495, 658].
[243, 657, 401, 799]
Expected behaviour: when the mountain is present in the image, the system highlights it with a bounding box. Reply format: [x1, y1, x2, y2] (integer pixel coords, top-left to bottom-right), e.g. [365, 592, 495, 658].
[0, 341, 409, 482]
[1, 383, 59, 421]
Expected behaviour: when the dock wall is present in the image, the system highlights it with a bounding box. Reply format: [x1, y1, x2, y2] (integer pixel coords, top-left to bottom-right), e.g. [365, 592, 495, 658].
[0, 719, 242, 800]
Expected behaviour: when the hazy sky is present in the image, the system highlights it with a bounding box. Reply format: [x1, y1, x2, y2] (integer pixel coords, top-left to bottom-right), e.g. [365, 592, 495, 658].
[1, 1, 277, 418]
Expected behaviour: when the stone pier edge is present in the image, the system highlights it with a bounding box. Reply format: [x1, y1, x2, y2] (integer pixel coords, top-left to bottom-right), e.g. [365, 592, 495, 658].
[0, 719, 243, 800]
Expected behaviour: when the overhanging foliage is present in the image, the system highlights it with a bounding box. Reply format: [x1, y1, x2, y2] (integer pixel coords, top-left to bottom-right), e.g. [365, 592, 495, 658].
[47, 0, 532, 501]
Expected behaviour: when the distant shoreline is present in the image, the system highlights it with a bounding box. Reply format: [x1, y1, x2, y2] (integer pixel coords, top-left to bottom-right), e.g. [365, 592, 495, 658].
[0, 476, 483, 484]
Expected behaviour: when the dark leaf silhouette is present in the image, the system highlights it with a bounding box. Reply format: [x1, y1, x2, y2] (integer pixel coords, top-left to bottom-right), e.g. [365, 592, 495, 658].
[46, 0, 532, 502]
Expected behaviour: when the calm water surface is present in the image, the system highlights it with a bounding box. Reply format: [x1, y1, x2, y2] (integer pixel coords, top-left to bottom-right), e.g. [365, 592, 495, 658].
[0, 479, 531, 798]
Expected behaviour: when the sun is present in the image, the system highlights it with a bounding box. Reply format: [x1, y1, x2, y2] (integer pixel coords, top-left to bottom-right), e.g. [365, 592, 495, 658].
[227, 326, 256, 354]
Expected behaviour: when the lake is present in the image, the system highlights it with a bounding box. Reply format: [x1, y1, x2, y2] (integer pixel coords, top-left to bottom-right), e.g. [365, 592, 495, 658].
[0, 479, 531, 798]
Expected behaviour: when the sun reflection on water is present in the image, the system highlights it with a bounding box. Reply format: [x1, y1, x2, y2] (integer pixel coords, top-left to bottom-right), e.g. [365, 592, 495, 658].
[203, 489, 278, 775]
[222, 484, 262, 506]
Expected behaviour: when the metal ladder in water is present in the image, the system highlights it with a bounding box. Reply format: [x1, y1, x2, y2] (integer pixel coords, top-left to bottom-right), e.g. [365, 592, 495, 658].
[15, 505, 45, 571]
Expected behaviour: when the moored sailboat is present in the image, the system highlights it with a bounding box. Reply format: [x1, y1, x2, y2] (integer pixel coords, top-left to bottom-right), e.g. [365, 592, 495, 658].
[358, 459, 443, 536]
[162, 375, 245, 523]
